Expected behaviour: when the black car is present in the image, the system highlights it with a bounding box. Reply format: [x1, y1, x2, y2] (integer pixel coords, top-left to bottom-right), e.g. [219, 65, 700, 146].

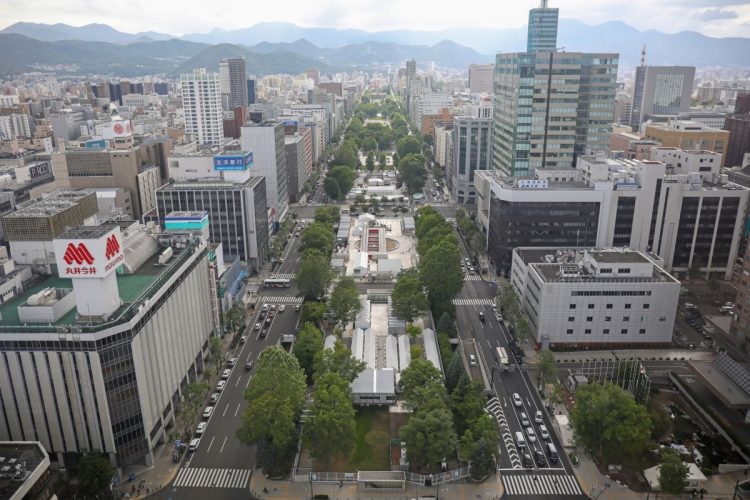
[479, 312, 485, 322]
[534, 450, 545, 467]
[522, 453, 534, 468]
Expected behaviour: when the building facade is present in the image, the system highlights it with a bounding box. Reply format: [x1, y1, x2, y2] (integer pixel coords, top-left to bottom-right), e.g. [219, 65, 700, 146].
[284, 134, 308, 202]
[643, 120, 729, 165]
[468, 64, 495, 94]
[447, 116, 492, 205]
[527, 0, 559, 52]
[630, 66, 695, 129]
[724, 114, 750, 168]
[222, 58, 248, 110]
[181, 69, 223, 146]
[240, 121, 289, 223]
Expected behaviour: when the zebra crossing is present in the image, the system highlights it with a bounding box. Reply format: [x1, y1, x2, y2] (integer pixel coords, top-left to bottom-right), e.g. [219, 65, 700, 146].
[502, 473, 583, 496]
[452, 298, 495, 306]
[173, 467, 251, 489]
[464, 275, 483, 281]
[270, 273, 295, 280]
[261, 296, 304, 304]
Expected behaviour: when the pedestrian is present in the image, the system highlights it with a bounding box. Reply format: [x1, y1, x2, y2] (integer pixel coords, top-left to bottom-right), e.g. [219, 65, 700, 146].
[263, 486, 268, 493]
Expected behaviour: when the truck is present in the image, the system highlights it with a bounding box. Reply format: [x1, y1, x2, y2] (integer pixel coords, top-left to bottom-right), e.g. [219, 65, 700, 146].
[496, 347, 509, 370]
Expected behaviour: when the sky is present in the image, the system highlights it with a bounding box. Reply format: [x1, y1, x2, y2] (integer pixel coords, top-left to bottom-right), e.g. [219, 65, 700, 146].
[2, 0, 750, 37]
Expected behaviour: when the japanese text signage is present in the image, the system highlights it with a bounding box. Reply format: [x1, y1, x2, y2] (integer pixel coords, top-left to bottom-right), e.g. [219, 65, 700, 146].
[213, 152, 253, 172]
[53, 227, 125, 279]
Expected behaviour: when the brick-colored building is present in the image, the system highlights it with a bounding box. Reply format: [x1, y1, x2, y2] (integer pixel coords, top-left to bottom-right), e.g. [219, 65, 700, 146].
[643, 120, 729, 165]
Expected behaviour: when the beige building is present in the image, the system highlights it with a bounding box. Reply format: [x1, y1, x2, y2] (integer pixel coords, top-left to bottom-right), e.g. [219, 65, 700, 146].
[643, 120, 729, 165]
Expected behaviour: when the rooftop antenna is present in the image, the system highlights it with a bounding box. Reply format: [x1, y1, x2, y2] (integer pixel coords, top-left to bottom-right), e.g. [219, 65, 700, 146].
[640, 45, 647, 67]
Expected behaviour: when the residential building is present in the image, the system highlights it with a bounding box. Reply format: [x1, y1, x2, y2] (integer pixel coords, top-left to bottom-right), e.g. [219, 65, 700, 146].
[630, 66, 695, 129]
[240, 121, 289, 222]
[156, 177, 269, 271]
[181, 68, 223, 146]
[0, 113, 32, 140]
[447, 116, 492, 205]
[468, 64, 495, 94]
[492, 51, 618, 177]
[0, 223, 216, 469]
[527, 0, 559, 52]
[475, 151, 748, 279]
[643, 120, 729, 165]
[511, 247, 679, 348]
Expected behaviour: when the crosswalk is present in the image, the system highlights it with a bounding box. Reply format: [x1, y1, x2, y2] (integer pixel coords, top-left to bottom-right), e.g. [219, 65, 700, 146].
[270, 273, 295, 280]
[452, 298, 495, 306]
[261, 296, 304, 304]
[464, 275, 483, 281]
[173, 468, 251, 489]
[502, 473, 582, 496]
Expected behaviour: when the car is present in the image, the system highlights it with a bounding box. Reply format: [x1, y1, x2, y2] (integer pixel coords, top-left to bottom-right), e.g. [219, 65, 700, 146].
[684, 303, 697, 310]
[203, 406, 214, 419]
[196, 422, 207, 435]
[254, 322, 262, 330]
[209, 392, 220, 404]
[188, 438, 200, 452]
[522, 453, 533, 468]
[294, 304, 301, 311]
[539, 424, 550, 440]
[240, 335, 247, 344]
[724, 302, 735, 308]
[228, 358, 237, 367]
[520, 412, 530, 427]
[513, 393, 523, 407]
[526, 426, 537, 442]
[720, 305, 734, 314]
[260, 329, 268, 338]
[270, 304, 277, 311]
[535, 410, 543, 424]
[265, 316, 272, 325]
[469, 354, 477, 365]
[279, 304, 286, 312]
[245, 361, 254, 371]
[216, 380, 226, 392]
[534, 450, 546, 467]
[221, 369, 231, 379]
[269, 309, 276, 318]
[261, 304, 269, 313]
[465, 258, 470, 264]
[479, 312, 485, 322]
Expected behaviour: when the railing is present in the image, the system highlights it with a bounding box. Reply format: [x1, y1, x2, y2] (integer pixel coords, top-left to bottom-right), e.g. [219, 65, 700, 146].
[291, 466, 471, 486]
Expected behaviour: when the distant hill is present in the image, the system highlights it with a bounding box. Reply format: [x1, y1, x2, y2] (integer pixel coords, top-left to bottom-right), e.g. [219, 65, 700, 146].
[0, 22, 173, 44]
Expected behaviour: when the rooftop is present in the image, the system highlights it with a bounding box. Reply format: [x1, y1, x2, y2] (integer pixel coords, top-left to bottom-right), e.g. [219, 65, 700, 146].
[0, 441, 49, 499]
[160, 176, 263, 191]
[4, 190, 92, 218]
[350, 368, 395, 395]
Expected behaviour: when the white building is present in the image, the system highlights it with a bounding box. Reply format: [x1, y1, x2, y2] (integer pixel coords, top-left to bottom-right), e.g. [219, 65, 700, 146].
[448, 116, 492, 205]
[240, 121, 289, 222]
[181, 68, 223, 146]
[0, 113, 31, 140]
[434, 125, 452, 168]
[511, 247, 680, 348]
[468, 64, 495, 94]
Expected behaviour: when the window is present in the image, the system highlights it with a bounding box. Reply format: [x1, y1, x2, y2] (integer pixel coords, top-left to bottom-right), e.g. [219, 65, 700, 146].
[618, 268, 631, 274]
[659, 316, 666, 322]
[585, 329, 592, 334]
[588, 304, 595, 309]
[603, 329, 610, 334]
[605, 316, 611, 322]
[606, 304, 613, 309]
[623, 316, 630, 322]
[566, 329, 573, 334]
[639, 328, 646, 334]
[599, 268, 612, 273]
[643, 304, 650, 309]
[568, 317, 575, 322]
[625, 304, 632, 309]
[569, 304, 576, 309]
[586, 316, 593, 322]
[621, 328, 628, 334]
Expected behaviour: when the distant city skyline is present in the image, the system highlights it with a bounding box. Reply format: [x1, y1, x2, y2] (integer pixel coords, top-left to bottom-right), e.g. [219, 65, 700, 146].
[3, 0, 750, 39]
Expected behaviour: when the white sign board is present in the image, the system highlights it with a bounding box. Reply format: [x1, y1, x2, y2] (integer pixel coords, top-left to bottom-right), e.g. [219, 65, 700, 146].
[53, 227, 124, 279]
[101, 119, 132, 139]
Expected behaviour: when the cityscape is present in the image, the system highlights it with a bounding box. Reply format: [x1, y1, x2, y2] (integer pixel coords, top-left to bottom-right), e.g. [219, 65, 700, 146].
[1, 0, 750, 499]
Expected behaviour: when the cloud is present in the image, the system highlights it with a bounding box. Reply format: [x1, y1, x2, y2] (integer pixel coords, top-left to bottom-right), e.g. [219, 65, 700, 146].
[694, 7, 740, 19]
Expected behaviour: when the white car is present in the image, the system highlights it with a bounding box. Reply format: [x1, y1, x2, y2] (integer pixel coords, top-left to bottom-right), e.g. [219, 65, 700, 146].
[228, 358, 237, 367]
[222, 369, 231, 379]
[254, 322, 262, 330]
[188, 438, 200, 452]
[240, 335, 248, 344]
[520, 412, 530, 427]
[196, 422, 207, 435]
[202, 406, 214, 419]
[535, 410, 543, 424]
[209, 392, 220, 404]
[526, 426, 537, 442]
[279, 304, 286, 312]
[539, 424, 550, 440]
[513, 393, 523, 407]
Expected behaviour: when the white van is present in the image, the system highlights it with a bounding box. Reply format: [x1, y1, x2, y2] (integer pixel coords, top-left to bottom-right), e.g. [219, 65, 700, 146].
[515, 431, 526, 449]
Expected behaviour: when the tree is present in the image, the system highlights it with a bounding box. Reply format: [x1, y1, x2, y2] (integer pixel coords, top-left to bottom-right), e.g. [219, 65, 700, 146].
[400, 401, 457, 469]
[293, 323, 324, 384]
[378, 153, 387, 168]
[420, 240, 464, 314]
[328, 165, 356, 195]
[399, 357, 447, 411]
[397, 135, 421, 157]
[658, 450, 690, 494]
[305, 372, 356, 463]
[445, 353, 465, 392]
[391, 269, 429, 322]
[300, 301, 327, 327]
[314, 339, 366, 382]
[469, 438, 496, 480]
[314, 206, 341, 226]
[437, 312, 456, 337]
[417, 222, 456, 256]
[208, 336, 222, 375]
[238, 347, 306, 474]
[362, 137, 378, 151]
[300, 222, 334, 256]
[536, 349, 558, 389]
[324, 176, 341, 200]
[77, 453, 115, 498]
[328, 277, 362, 328]
[297, 250, 334, 300]
[333, 143, 358, 168]
[450, 378, 486, 436]
[366, 151, 375, 171]
[181, 381, 210, 437]
[569, 382, 652, 462]
[397, 153, 427, 194]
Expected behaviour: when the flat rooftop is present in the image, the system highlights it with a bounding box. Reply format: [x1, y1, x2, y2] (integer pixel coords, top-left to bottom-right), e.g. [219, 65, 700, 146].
[0, 441, 48, 497]
[4, 190, 92, 218]
[515, 247, 648, 265]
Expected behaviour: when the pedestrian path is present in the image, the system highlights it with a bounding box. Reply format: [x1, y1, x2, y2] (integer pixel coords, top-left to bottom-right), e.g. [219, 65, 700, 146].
[173, 467, 251, 489]
[260, 296, 304, 304]
[453, 298, 495, 305]
[269, 273, 295, 280]
[464, 275, 483, 281]
[502, 472, 583, 496]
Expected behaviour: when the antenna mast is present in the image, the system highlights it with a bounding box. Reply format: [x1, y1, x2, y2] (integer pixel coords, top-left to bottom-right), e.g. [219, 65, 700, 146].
[640, 45, 647, 67]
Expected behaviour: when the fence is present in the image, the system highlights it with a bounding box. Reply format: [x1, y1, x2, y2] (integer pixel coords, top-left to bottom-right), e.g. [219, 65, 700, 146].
[291, 465, 471, 487]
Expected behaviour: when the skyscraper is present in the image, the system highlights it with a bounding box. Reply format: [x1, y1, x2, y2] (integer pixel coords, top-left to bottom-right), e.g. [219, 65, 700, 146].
[629, 65, 695, 129]
[224, 58, 248, 109]
[181, 68, 223, 145]
[527, 0, 559, 52]
[247, 78, 256, 105]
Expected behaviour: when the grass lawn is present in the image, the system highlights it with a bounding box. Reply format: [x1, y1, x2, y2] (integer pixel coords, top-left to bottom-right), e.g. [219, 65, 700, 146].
[351, 407, 391, 470]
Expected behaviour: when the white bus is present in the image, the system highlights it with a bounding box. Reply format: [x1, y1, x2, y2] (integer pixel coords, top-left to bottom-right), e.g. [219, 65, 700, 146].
[263, 278, 291, 288]
[496, 347, 509, 369]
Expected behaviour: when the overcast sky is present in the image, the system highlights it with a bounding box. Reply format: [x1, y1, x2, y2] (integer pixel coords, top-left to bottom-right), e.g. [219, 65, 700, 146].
[3, 0, 750, 37]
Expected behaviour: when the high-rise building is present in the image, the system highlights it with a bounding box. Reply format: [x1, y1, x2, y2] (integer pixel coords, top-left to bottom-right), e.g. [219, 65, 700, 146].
[492, 51, 618, 178]
[724, 115, 750, 168]
[629, 65, 695, 129]
[247, 79, 256, 105]
[240, 121, 289, 223]
[468, 64, 495, 94]
[285, 134, 308, 202]
[222, 58, 248, 109]
[180, 68, 223, 146]
[527, 0, 559, 52]
[447, 116, 493, 205]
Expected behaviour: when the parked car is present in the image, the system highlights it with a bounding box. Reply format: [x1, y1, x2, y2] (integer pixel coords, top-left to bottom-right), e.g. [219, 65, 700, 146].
[188, 438, 200, 452]
[216, 380, 225, 392]
[227, 358, 237, 367]
[196, 422, 207, 435]
[202, 406, 214, 419]
[210, 392, 220, 404]
[469, 354, 477, 365]
[240, 335, 247, 344]
[222, 369, 231, 379]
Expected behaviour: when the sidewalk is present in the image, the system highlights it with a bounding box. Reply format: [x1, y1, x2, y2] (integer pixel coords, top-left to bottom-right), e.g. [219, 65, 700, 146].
[249, 471, 504, 500]
[119, 441, 182, 499]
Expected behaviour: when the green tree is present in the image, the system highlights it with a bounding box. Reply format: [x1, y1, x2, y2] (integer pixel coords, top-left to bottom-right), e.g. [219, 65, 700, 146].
[329, 165, 356, 194]
[416, 222, 457, 256]
[305, 372, 356, 463]
[570, 383, 652, 462]
[300, 222, 334, 256]
[328, 277, 362, 328]
[437, 312, 456, 337]
[378, 153, 387, 168]
[293, 323, 324, 384]
[314, 339, 366, 382]
[420, 240, 464, 314]
[536, 349, 558, 389]
[324, 177, 341, 200]
[399, 357, 446, 411]
[362, 137, 378, 151]
[209, 336, 222, 375]
[437, 331, 453, 370]
[297, 250, 334, 300]
[314, 206, 341, 226]
[391, 269, 429, 322]
[365, 151, 375, 171]
[397, 135, 421, 157]
[444, 352, 465, 392]
[400, 401, 457, 469]
[181, 381, 210, 437]
[77, 453, 115, 498]
[398, 153, 427, 193]
[450, 378, 486, 436]
[333, 143, 358, 167]
[238, 347, 306, 474]
[658, 450, 690, 494]
[469, 438, 496, 480]
[300, 301, 327, 327]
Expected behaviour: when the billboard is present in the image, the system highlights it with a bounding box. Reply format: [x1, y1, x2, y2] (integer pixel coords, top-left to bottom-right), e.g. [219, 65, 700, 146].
[101, 119, 132, 139]
[213, 152, 253, 171]
[53, 227, 124, 279]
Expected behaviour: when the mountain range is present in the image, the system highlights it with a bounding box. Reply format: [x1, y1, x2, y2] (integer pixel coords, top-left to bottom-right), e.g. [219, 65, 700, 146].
[1, 19, 750, 77]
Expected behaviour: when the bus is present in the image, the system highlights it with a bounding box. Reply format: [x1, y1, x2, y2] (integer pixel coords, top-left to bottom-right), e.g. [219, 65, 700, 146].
[263, 278, 291, 288]
[496, 347, 509, 370]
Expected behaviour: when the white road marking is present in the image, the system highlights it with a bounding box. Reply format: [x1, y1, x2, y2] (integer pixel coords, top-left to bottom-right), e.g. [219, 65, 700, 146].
[234, 402, 241, 417]
[206, 436, 215, 453]
[219, 436, 228, 454]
